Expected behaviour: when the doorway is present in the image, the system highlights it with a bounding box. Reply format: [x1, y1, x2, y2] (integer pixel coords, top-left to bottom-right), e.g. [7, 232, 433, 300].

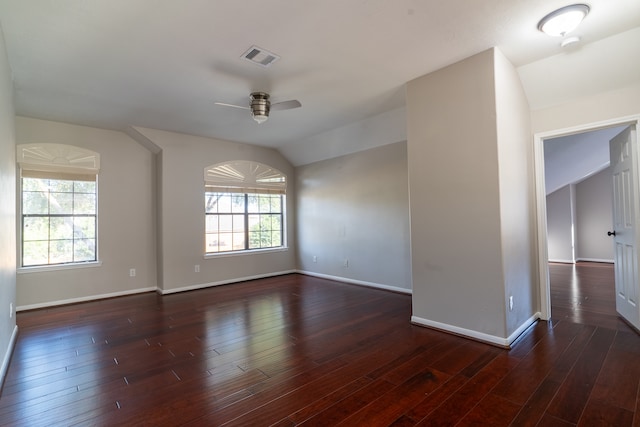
[534, 116, 640, 324]
[545, 126, 625, 264]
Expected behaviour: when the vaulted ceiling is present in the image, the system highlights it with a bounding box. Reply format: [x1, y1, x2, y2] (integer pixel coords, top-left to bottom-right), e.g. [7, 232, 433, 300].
[0, 1, 638, 165]
[544, 126, 626, 195]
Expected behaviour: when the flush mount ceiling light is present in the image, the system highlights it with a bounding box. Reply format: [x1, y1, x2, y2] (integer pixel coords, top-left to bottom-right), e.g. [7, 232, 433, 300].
[538, 4, 590, 37]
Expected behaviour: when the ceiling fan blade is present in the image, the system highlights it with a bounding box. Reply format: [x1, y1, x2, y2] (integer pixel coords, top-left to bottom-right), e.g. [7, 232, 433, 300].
[214, 102, 250, 110]
[271, 99, 302, 111]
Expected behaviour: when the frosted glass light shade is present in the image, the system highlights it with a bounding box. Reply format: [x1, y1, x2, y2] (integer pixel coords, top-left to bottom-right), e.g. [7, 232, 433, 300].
[252, 113, 268, 124]
[538, 4, 590, 37]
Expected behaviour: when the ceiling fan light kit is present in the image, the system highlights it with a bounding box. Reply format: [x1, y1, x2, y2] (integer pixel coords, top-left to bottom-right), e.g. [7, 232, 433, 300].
[250, 92, 270, 124]
[215, 91, 302, 124]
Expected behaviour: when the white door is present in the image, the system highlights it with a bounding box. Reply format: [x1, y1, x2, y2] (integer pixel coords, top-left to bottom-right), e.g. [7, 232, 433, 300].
[610, 125, 640, 330]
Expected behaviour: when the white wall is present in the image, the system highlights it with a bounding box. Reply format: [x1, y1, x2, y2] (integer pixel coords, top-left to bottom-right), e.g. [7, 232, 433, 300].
[545, 168, 615, 264]
[575, 167, 614, 262]
[296, 141, 411, 292]
[494, 49, 536, 337]
[0, 24, 17, 387]
[132, 127, 296, 293]
[15, 118, 157, 308]
[546, 185, 575, 263]
[407, 48, 535, 345]
[532, 83, 640, 134]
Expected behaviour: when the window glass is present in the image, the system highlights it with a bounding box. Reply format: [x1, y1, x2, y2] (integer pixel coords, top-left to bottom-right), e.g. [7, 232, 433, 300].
[205, 192, 284, 254]
[21, 177, 97, 267]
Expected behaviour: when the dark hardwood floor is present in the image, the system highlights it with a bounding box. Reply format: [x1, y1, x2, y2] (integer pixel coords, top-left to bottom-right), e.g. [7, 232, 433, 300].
[1, 265, 638, 426]
[549, 262, 634, 331]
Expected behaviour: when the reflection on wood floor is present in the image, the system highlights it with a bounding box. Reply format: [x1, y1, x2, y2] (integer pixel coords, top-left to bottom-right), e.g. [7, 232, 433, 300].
[1, 269, 638, 426]
[549, 261, 635, 332]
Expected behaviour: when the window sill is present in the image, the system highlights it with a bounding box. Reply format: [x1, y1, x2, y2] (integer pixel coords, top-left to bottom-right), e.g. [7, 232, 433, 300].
[18, 261, 103, 274]
[204, 247, 288, 259]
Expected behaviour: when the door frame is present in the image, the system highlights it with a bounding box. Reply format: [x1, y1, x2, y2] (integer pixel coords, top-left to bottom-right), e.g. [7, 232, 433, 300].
[534, 114, 640, 320]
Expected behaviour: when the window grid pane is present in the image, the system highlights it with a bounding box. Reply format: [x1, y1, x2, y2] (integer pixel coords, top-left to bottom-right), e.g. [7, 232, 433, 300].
[49, 192, 73, 214]
[206, 192, 284, 254]
[217, 194, 232, 213]
[22, 177, 97, 267]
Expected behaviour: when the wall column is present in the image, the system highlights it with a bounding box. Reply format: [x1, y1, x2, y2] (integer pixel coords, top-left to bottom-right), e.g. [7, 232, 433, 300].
[407, 48, 536, 346]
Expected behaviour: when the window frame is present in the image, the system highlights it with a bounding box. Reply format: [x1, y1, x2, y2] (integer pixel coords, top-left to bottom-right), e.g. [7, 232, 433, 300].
[203, 161, 287, 257]
[20, 174, 99, 268]
[16, 143, 101, 272]
[204, 191, 286, 255]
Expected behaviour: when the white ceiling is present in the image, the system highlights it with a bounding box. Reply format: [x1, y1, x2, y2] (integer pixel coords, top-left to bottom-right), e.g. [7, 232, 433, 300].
[0, 1, 639, 165]
[544, 126, 626, 195]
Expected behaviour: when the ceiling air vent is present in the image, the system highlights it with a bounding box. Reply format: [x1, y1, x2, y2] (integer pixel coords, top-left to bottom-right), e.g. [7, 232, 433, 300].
[241, 45, 280, 68]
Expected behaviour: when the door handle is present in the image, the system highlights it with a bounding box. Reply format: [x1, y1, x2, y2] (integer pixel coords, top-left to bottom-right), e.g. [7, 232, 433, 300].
[607, 231, 616, 236]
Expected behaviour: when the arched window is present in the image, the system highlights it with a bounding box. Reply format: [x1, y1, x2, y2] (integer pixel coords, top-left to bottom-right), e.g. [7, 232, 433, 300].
[204, 161, 286, 253]
[17, 143, 100, 267]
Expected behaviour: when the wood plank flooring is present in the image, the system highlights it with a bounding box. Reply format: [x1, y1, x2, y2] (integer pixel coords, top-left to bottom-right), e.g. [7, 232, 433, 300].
[1, 264, 639, 426]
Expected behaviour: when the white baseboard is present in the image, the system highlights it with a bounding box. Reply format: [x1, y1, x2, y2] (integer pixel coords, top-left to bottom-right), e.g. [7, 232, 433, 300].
[411, 312, 540, 348]
[159, 270, 297, 295]
[15, 270, 299, 308]
[296, 270, 412, 295]
[507, 313, 542, 346]
[575, 258, 614, 264]
[14, 268, 410, 313]
[16, 270, 410, 309]
[1, 325, 18, 389]
[17, 287, 157, 312]
[549, 258, 615, 264]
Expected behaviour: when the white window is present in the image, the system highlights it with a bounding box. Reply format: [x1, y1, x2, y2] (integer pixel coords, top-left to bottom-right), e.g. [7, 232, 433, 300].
[17, 144, 100, 267]
[204, 161, 286, 254]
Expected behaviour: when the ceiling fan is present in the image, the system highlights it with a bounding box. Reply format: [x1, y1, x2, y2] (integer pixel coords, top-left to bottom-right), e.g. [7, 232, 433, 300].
[215, 92, 302, 124]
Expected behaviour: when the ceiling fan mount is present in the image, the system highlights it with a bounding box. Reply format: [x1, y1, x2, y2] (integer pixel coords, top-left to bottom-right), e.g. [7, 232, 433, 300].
[215, 92, 301, 124]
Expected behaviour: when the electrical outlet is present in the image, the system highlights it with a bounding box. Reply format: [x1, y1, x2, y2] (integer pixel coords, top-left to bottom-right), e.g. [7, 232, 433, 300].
[313, 256, 317, 263]
[343, 258, 349, 268]
[9, 302, 13, 318]
[129, 268, 136, 277]
[195, 264, 200, 273]
[509, 296, 513, 311]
